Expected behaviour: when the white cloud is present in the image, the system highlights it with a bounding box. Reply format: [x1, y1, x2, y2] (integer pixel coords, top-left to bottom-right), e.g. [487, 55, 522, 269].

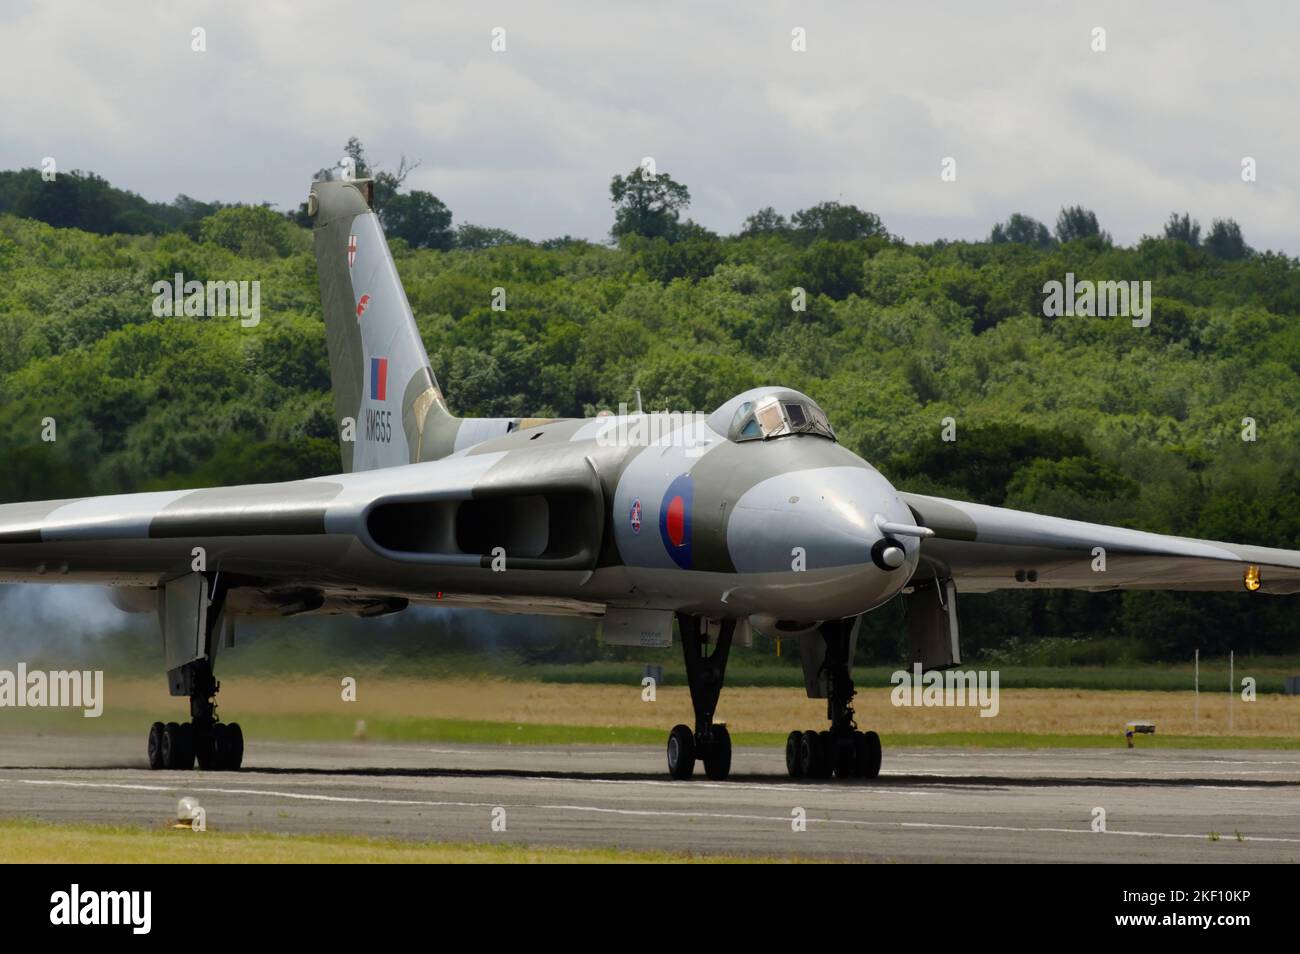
[0, 0, 1296, 251]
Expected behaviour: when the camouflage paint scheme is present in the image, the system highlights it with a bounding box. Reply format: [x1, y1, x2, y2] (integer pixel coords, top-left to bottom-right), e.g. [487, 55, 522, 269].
[2, 178, 1299, 641]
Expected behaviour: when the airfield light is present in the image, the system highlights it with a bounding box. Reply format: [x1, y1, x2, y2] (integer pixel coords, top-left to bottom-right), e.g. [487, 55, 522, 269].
[1244, 565, 1261, 592]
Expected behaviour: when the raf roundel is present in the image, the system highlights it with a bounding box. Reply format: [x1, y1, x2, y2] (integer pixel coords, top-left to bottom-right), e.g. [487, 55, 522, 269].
[658, 473, 694, 569]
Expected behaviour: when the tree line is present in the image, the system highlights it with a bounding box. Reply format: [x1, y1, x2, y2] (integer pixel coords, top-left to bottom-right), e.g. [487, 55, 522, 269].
[0, 142, 1297, 662]
[0, 138, 1258, 263]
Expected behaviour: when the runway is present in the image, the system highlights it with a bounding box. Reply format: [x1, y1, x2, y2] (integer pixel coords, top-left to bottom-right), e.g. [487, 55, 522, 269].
[1, 735, 1298, 862]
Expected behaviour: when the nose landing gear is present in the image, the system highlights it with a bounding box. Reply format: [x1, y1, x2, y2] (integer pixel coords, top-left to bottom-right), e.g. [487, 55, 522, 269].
[666, 614, 735, 781]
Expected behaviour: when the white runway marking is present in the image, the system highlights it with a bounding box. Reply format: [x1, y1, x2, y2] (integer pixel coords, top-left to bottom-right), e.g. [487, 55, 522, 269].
[14, 778, 504, 810]
[900, 821, 1300, 844]
[515, 774, 937, 797]
[892, 767, 1296, 779]
[9, 777, 1297, 844]
[7, 777, 904, 822]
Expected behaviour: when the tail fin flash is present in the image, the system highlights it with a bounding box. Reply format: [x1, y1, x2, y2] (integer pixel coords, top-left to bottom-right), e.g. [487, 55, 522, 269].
[309, 178, 456, 472]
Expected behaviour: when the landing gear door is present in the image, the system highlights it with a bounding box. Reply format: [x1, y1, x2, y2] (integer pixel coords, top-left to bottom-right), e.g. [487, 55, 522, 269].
[798, 631, 827, 698]
[159, 573, 210, 675]
[797, 615, 862, 699]
[905, 578, 960, 670]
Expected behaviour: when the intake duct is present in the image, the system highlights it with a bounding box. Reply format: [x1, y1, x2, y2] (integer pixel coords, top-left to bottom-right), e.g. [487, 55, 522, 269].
[360, 458, 604, 572]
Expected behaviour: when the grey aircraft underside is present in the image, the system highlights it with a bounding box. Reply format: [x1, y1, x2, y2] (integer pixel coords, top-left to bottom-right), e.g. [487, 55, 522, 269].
[2, 178, 1297, 780]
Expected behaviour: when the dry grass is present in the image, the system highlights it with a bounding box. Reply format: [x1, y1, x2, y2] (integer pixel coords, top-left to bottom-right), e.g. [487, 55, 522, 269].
[93, 675, 1300, 739]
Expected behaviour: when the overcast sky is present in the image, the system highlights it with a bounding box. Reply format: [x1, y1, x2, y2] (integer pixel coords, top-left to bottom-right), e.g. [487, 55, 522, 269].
[2, 1, 1297, 252]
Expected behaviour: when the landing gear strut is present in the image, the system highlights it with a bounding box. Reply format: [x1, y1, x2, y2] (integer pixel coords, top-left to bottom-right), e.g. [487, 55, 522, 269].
[666, 614, 735, 781]
[784, 618, 881, 780]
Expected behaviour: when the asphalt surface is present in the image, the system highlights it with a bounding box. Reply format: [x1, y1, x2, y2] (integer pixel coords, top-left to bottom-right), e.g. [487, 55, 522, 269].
[1, 734, 1298, 861]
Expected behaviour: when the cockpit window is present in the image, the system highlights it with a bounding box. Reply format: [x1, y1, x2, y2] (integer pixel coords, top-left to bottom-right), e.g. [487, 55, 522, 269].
[724, 391, 836, 443]
[807, 403, 832, 435]
[755, 397, 785, 436]
[729, 401, 754, 437]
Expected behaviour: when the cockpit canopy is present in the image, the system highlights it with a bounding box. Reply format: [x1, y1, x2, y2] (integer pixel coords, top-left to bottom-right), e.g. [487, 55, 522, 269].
[708, 387, 836, 443]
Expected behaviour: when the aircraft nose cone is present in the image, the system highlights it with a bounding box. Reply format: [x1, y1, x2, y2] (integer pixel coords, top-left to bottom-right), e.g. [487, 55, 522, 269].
[726, 464, 919, 616]
[728, 462, 920, 621]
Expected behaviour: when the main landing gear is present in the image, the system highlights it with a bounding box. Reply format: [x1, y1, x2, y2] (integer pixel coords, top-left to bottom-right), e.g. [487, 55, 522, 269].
[146, 659, 243, 771]
[666, 614, 735, 781]
[147, 572, 244, 771]
[784, 618, 881, 780]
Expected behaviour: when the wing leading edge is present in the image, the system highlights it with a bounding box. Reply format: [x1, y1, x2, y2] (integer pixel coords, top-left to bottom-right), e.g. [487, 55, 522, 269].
[0, 452, 510, 588]
[901, 492, 1300, 595]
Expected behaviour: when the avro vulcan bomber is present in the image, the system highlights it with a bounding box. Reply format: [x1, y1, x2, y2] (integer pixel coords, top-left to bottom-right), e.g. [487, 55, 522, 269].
[3, 179, 1297, 779]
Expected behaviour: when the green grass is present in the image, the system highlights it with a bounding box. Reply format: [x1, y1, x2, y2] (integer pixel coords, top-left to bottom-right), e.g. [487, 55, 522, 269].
[272, 656, 1297, 694]
[5, 708, 1297, 750]
[0, 818, 787, 863]
[874, 732, 1300, 750]
[9, 643, 1297, 692]
[0, 707, 663, 745]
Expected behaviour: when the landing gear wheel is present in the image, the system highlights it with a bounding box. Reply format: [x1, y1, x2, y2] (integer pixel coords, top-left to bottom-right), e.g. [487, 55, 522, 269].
[667, 724, 696, 780]
[816, 731, 834, 778]
[799, 730, 827, 778]
[147, 722, 164, 770]
[226, 723, 244, 770]
[702, 725, 731, 781]
[832, 733, 857, 779]
[177, 722, 195, 770]
[785, 730, 804, 778]
[854, 730, 882, 779]
[212, 723, 234, 771]
[160, 722, 184, 770]
[195, 730, 216, 770]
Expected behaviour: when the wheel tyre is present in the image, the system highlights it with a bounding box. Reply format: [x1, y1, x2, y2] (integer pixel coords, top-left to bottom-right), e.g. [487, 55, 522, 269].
[212, 723, 231, 771]
[227, 723, 244, 771]
[667, 724, 696, 779]
[856, 730, 882, 779]
[785, 730, 804, 778]
[195, 729, 216, 771]
[702, 725, 731, 781]
[851, 730, 867, 778]
[147, 722, 165, 770]
[161, 722, 182, 770]
[832, 734, 857, 779]
[176, 722, 195, 770]
[798, 729, 823, 778]
[816, 731, 834, 778]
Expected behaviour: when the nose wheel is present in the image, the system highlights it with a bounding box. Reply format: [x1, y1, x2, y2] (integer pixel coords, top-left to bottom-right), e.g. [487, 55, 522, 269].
[665, 615, 735, 781]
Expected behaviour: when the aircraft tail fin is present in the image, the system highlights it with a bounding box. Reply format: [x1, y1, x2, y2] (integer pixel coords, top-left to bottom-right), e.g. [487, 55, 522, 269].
[308, 178, 457, 472]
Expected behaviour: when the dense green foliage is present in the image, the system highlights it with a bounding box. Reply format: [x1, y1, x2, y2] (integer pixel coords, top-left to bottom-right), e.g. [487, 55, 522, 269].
[0, 169, 226, 238]
[1, 168, 1298, 661]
